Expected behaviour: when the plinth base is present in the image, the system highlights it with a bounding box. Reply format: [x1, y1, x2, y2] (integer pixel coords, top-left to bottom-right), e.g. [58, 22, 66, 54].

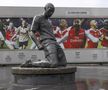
[9, 66, 76, 90]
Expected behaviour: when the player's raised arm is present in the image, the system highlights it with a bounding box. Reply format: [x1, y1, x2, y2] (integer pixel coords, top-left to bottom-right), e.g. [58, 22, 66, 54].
[85, 30, 100, 43]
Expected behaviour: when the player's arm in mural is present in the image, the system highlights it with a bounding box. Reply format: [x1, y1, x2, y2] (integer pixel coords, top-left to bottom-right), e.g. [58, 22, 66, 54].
[11, 27, 19, 38]
[53, 26, 60, 34]
[85, 30, 101, 43]
[57, 27, 71, 44]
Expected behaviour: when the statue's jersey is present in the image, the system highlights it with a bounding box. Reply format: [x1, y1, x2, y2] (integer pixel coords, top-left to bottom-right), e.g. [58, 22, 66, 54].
[68, 28, 86, 48]
[100, 28, 108, 47]
[32, 15, 56, 44]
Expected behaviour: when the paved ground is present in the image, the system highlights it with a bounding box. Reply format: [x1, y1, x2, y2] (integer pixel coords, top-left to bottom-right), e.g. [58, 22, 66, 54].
[0, 65, 108, 90]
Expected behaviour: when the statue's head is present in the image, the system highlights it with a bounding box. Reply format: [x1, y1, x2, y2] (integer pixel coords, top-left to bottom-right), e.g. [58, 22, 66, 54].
[44, 3, 55, 18]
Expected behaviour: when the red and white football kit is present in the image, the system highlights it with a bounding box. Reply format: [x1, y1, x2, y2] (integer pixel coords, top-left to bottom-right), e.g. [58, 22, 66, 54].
[6, 28, 16, 41]
[54, 27, 71, 49]
[68, 27, 86, 48]
[100, 28, 108, 47]
[5, 28, 18, 49]
[86, 28, 102, 48]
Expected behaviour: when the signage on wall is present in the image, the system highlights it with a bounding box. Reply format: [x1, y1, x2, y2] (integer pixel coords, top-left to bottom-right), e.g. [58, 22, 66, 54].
[0, 49, 107, 64]
[5, 55, 12, 62]
[92, 54, 98, 60]
[66, 9, 90, 16]
[75, 52, 81, 59]
[17, 52, 26, 60]
[30, 55, 38, 61]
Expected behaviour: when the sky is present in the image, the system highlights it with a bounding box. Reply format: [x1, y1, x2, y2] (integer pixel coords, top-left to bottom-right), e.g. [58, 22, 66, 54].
[0, 0, 108, 7]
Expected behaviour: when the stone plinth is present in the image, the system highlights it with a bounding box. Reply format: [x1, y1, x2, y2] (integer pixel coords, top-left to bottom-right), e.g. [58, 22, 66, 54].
[9, 66, 76, 90]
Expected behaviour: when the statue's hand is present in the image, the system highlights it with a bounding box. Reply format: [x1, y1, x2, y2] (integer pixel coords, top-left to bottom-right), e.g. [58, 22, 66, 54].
[37, 44, 44, 50]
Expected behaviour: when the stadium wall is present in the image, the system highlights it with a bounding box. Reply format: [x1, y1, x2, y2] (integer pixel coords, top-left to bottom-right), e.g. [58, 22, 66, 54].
[0, 7, 108, 18]
[0, 7, 108, 64]
[0, 49, 108, 64]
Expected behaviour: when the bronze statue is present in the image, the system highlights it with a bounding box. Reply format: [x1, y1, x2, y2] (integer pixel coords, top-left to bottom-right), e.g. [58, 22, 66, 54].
[21, 3, 67, 68]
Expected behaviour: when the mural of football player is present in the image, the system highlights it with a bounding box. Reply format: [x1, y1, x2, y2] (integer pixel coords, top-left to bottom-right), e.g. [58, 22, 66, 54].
[12, 20, 30, 49]
[85, 20, 102, 48]
[5, 22, 18, 49]
[68, 19, 86, 48]
[54, 19, 71, 49]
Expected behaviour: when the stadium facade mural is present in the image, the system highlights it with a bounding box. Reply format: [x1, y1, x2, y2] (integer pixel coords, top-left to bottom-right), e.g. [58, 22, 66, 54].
[0, 17, 108, 49]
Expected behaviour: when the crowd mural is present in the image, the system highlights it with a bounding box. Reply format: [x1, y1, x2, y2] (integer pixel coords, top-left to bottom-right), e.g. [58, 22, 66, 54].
[0, 17, 108, 49]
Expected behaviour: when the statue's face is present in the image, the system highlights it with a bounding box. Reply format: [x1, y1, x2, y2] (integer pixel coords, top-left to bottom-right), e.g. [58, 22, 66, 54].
[44, 3, 55, 18]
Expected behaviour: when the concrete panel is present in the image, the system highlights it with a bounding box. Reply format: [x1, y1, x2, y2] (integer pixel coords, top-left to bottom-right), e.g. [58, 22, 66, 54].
[102, 50, 108, 62]
[0, 51, 16, 64]
[0, 49, 107, 64]
[0, 50, 44, 64]
[65, 49, 104, 63]
[0, 7, 108, 18]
